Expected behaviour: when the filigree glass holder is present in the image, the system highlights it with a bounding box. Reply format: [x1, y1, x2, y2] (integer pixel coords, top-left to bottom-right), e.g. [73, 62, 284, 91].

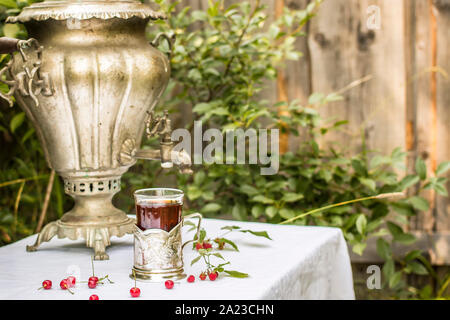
[131, 188, 201, 282]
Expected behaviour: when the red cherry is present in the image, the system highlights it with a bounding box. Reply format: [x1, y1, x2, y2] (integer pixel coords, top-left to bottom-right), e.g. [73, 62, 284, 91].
[89, 294, 99, 300]
[199, 273, 207, 281]
[187, 275, 195, 283]
[130, 287, 141, 298]
[203, 242, 212, 249]
[165, 280, 174, 289]
[42, 280, 52, 290]
[60, 279, 69, 290]
[88, 280, 97, 289]
[59, 279, 74, 294]
[89, 276, 99, 283]
[208, 272, 218, 281]
[195, 243, 203, 250]
[67, 276, 76, 287]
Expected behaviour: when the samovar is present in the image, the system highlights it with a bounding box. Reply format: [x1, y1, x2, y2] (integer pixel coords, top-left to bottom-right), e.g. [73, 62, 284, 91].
[0, 0, 191, 260]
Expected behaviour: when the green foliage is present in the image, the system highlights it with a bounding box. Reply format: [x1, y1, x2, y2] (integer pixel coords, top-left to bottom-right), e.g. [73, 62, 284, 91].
[0, 0, 448, 299]
[146, 0, 449, 299]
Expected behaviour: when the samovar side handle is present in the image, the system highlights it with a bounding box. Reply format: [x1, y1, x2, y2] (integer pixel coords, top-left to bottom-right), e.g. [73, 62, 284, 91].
[0, 37, 53, 107]
[150, 33, 176, 58]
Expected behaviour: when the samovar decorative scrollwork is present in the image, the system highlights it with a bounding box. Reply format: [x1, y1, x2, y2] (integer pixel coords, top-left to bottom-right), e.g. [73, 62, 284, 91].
[0, 0, 192, 260]
[0, 37, 53, 107]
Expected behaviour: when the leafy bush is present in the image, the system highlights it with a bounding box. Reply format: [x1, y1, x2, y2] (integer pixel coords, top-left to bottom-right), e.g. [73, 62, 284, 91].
[141, 0, 449, 298]
[0, 0, 449, 299]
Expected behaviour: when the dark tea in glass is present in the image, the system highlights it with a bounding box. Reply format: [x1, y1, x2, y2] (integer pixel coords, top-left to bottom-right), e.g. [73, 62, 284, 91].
[134, 188, 183, 232]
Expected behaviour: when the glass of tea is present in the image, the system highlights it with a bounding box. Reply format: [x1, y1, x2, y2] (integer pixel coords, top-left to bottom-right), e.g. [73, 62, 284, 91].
[132, 188, 202, 281]
[134, 188, 184, 232]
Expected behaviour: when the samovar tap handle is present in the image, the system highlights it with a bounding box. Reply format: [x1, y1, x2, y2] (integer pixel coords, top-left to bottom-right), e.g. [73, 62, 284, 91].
[118, 110, 193, 174]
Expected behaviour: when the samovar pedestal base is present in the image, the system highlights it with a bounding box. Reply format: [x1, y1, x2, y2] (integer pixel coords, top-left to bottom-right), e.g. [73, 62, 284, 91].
[130, 266, 187, 282]
[26, 218, 135, 260]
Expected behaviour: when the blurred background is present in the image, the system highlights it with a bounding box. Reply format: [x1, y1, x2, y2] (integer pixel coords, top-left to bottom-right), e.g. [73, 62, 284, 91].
[0, 0, 449, 299]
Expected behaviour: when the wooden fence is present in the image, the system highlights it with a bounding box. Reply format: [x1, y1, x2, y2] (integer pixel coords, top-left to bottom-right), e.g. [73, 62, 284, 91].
[182, 0, 450, 265]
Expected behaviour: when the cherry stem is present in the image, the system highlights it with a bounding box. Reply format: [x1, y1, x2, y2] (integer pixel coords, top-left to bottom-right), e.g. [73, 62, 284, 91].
[91, 255, 95, 277]
[133, 269, 137, 288]
[98, 275, 114, 284]
[37, 287, 43, 290]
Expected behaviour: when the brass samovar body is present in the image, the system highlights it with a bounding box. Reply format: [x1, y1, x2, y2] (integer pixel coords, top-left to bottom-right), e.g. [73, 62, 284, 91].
[1, 1, 187, 259]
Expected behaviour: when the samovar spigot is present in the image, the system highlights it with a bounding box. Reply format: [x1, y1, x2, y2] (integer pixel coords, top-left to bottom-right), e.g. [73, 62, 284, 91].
[119, 110, 193, 174]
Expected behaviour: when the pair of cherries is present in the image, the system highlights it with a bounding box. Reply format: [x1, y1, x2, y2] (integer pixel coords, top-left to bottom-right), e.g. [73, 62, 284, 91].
[129, 279, 175, 298]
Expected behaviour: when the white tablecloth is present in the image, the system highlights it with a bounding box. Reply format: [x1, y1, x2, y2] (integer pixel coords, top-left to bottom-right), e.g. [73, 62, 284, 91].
[0, 218, 354, 300]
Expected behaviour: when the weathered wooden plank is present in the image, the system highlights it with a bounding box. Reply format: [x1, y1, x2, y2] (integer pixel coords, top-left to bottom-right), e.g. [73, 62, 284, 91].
[307, 0, 406, 157]
[284, 0, 313, 152]
[405, 0, 437, 233]
[434, 0, 450, 233]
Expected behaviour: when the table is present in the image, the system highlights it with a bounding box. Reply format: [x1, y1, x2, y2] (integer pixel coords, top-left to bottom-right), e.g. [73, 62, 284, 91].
[0, 218, 355, 300]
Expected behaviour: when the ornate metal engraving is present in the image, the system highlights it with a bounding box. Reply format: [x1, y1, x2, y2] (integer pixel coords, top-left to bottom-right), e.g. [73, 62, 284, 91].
[0, 38, 53, 107]
[132, 213, 202, 282]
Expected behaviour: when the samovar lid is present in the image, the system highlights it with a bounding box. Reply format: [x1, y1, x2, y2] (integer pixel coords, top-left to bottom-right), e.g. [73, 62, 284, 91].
[6, 0, 166, 23]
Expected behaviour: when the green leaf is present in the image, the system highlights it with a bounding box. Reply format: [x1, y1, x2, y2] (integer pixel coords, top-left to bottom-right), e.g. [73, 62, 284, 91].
[407, 261, 428, 275]
[10, 112, 25, 133]
[308, 92, 325, 105]
[3, 23, 20, 38]
[221, 226, 241, 231]
[352, 242, 367, 256]
[224, 270, 249, 278]
[251, 205, 264, 218]
[409, 196, 429, 211]
[221, 238, 239, 251]
[239, 229, 272, 240]
[376, 238, 391, 260]
[212, 252, 225, 260]
[394, 233, 416, 245]
[240, 184, 259, 196]
[190, 255, 202, 266]
[265, 206, 278, 219]
[187, 186, 202, 200]
[198, 229, 207, 242]
[252, 195, 275, 204]
[193, 102, 213, 114]
[415, 158, 427, 180]
[436, 161, 450, 176]
[359, 178, 376, 192]
[202, 203, 222, 213]
[356, 214, 367, 235]
[0, 0, 18, 8]
[351, 159, 367, 176]
[282, 192, 304, 203]
[279, 208, 295, 219]
[194, 171, 206, 185]
[434, 183, 448, 197]
[383, 259, 395, 279]
[387, 222, 403, 238]
[232, 203, 247, 220]
[399, 175, 420, 191]
[389, 271, 402, 288]
[404, 250, 422, 262]
[184, 221, 197, 232]
[391, 202, 415, 216]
